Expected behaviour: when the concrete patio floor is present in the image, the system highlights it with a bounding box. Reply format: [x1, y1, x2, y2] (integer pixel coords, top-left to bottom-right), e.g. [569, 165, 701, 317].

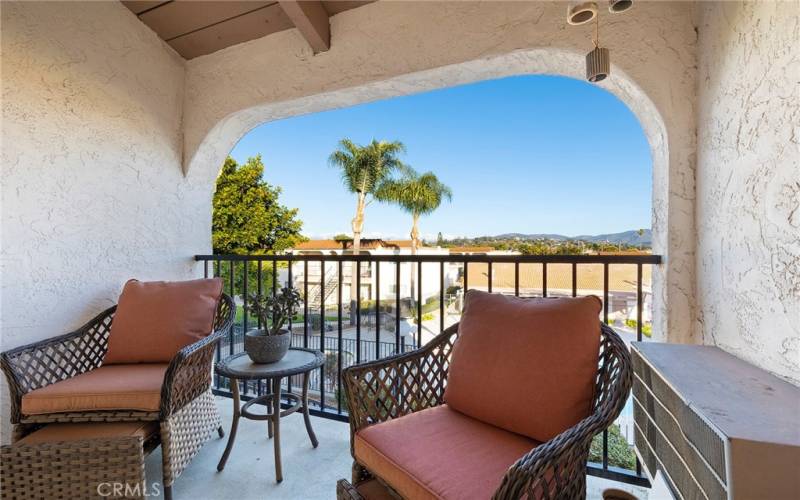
[145, 397, 659, 500]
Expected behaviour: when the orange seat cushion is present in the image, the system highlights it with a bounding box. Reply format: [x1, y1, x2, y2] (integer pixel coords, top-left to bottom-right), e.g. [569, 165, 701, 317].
[444, 291, 601, 442]
[354, 405, 539, 500]
[21, 364, 167, 415]
[104, 278, 223, 364]
[18, 421, 159, 444]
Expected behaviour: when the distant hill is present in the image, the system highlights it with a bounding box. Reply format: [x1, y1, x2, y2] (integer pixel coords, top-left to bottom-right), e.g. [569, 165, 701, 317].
[494, 229, 652, 246]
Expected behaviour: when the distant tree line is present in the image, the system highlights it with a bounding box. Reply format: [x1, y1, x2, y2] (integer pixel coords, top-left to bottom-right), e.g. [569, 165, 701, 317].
[432, 236, 649, 255]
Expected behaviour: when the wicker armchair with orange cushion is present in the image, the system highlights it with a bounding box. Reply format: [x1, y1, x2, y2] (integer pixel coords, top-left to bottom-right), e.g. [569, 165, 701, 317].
[1, 278, 234, 500]
[338, 290, 633, 500]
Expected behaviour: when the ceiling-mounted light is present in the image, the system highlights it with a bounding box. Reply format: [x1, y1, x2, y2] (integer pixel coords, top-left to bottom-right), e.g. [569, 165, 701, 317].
[608, 0, 633, 13]
[567, 1, 597, 26]
[567, 0, 629, 82]
[586, 46, 610, 82]
[585, 14, 610, 82]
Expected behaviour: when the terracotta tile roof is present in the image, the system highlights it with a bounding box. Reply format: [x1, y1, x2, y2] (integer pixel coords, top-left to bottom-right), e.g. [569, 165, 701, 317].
[384, 240, 415, 248]
[293, 239, 342, 250]
[292, 239, 417, 251]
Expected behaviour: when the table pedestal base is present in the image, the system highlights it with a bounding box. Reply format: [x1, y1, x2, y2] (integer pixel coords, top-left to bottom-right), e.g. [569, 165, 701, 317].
[216, 373, 318, 483]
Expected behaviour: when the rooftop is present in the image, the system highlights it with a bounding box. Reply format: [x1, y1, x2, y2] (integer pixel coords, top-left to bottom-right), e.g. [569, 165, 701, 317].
[293, 239, 419, 251]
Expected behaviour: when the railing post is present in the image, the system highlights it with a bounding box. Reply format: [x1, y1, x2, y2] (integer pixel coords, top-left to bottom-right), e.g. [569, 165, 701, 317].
[417, 261, 422, 346]
[375, 260, 380, 358]
[337, 259, 343, 414]
[603, 263, 609, 324]
[463, 260, 468, 294]
[637, 263, 643, 342]
[304, 260, 309, 348]
[395, 260, 401, 354]
[228, 260, 234, 356]
[320, 260, 325, 411]
[356, 260, 361, 363]
[572, 262, 577, 297]
[602, 261, 609, 471]
[542, 262, 548, 297]
[439, 260, 445, 333]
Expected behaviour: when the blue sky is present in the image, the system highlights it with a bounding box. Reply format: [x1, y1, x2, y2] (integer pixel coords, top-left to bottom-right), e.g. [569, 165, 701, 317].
[229, 75, 652, 240]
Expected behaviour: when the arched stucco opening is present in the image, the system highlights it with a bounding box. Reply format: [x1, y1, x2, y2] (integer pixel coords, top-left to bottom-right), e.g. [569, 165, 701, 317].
[187, 47, 671, 341]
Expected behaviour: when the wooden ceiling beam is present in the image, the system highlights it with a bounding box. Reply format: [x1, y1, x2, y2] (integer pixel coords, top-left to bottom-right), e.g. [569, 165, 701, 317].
[278, 1, 330, 53]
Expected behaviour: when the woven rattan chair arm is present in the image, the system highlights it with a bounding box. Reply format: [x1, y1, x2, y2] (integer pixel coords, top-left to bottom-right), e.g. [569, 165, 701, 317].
[492, 412, 606, 500]
[0, 306, 117, 422]
[160, 294, 234, 418]
[160, 332, 222, 418]
[343, 324, 459, 441]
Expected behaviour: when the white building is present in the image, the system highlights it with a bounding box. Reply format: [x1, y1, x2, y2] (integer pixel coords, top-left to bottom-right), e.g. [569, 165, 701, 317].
[286, 239, 455, 310]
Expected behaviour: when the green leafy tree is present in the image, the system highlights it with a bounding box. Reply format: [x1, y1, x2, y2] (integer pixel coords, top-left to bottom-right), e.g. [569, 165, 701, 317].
[213, 155, 304, 254]
[212, 156, 306, 301]
[329, 139, 408, 309]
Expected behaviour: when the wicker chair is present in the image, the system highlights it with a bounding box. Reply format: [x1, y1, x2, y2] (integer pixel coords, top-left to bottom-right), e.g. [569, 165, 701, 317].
[340, 321, 632, 500]
[0, 293, 235, 500]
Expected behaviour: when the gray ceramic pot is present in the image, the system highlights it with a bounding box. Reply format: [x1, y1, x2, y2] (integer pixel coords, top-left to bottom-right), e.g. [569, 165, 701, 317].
[244, 328, 291, 364]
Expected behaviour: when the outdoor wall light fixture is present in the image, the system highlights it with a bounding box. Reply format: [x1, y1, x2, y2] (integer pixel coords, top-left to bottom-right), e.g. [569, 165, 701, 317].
[568, 0, 633, 82]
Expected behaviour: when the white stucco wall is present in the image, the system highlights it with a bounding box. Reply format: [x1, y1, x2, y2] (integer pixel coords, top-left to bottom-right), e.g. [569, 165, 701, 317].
[9, 0, 772, 441]
[182, 0, 699, 345]
[0, 2, 205, 438]
[695, 1, 800, 384]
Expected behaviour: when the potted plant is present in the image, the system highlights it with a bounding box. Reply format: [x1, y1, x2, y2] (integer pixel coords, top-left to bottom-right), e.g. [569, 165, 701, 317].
[243, 286, 302, 363]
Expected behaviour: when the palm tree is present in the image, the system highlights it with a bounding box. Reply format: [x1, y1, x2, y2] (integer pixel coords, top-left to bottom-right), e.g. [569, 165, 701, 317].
[376, 169, 452, 308]
[376, 170, 452, 253]
[329, 138, 407, 312]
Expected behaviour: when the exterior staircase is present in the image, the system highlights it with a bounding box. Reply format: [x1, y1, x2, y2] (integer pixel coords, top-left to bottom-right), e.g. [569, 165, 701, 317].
[306, 265, 339, 311]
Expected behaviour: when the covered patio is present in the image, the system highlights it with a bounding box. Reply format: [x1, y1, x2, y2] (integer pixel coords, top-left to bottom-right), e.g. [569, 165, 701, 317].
[2, 1, 798, 499]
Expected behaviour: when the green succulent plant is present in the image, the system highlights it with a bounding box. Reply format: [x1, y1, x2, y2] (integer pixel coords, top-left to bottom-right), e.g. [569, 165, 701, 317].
[245, 287, 302, 336]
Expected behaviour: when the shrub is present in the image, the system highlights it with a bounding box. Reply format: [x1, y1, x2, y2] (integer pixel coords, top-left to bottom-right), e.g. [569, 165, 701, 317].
[624, 319, 653, 338]
[589, 424, 636, 470]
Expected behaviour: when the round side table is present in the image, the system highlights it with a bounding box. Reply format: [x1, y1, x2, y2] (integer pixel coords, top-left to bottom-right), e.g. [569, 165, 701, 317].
[214, 348, 324, 483]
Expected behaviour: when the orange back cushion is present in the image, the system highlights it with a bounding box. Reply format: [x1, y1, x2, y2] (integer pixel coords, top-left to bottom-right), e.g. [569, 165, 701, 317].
[104, 278, 223, 364]
[444, 290, 602, 442]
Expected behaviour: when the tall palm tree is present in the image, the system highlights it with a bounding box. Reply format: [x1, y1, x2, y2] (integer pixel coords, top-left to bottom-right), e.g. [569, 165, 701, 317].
[376, 169, 453, 254]
[329, 138, 407, 311]
[376, 169, 452, 310]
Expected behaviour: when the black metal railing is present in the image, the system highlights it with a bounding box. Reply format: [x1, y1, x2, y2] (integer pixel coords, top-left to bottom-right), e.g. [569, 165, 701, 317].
[196, 252, 660, 487]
